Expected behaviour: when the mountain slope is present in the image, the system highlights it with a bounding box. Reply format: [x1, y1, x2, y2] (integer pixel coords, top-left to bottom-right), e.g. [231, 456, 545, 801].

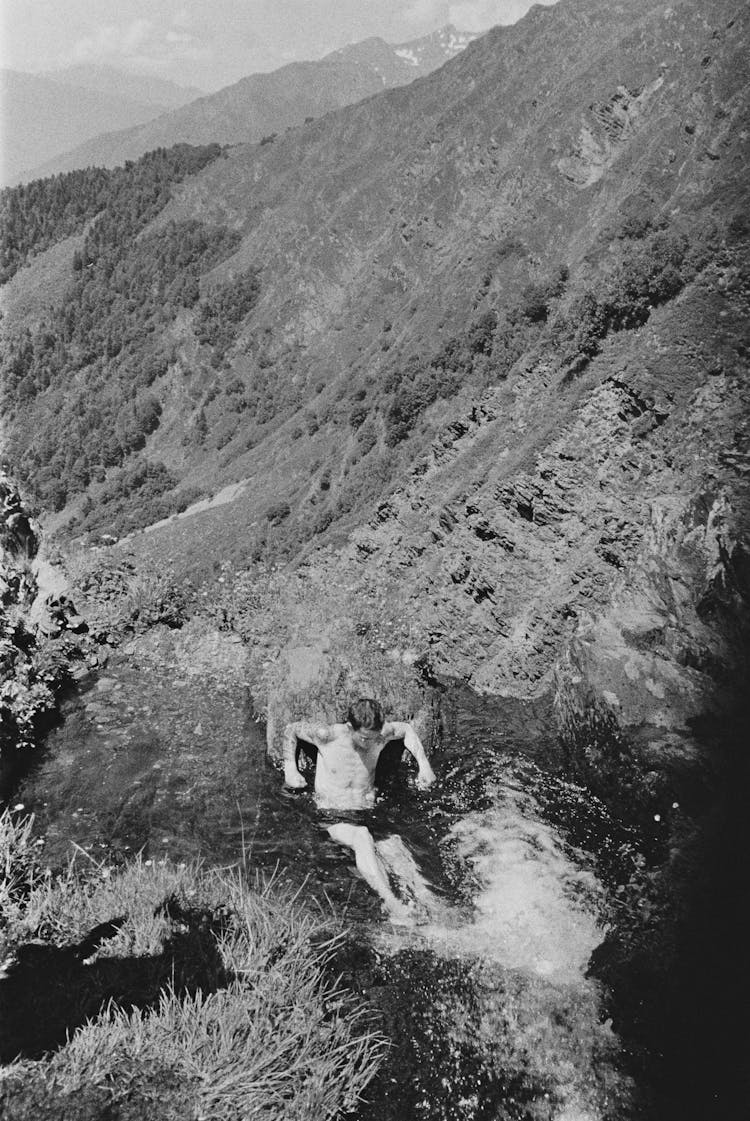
[0, 69, 169, 186]
[25, 26, 476, 180]
[2, 0, 746, 552]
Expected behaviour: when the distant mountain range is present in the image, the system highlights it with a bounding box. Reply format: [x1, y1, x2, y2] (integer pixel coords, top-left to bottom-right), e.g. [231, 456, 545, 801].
[39, 64, 204, 109]
[0, 68, 188, 186]
[19, 26, 477, 182]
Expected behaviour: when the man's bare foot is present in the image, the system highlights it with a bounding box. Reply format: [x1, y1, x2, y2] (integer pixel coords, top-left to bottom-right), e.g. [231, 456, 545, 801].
[388, 899, 418, 926]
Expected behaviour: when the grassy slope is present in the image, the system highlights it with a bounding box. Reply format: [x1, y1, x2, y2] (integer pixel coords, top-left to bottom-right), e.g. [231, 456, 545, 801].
[0, 810, 382, 1120]
[97, 0, 750, 538]
[105, 0, 748, 588]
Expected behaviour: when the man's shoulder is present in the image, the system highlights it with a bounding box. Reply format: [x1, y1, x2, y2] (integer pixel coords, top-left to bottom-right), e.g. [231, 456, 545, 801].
[288, 719, 341, 744]
[382, 719, 409, 738]
[328, 722, 351, 737]
[319, 722, 350, 743]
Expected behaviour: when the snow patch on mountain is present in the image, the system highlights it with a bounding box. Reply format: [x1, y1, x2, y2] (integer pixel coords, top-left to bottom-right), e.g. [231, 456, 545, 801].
[395, 48, 420, 67]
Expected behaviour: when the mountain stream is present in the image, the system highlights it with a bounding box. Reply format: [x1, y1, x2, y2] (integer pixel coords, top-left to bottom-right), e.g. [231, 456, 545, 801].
[14, 628, 637, 1120]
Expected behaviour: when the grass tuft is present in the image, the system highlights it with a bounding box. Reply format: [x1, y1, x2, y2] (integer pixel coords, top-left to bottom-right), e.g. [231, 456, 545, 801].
[0, 809, 384, 1120]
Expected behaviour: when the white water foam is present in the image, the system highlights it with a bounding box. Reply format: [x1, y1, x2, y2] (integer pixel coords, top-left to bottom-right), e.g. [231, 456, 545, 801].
[378, 780, 606, 985]
[429, 797, 606, 982]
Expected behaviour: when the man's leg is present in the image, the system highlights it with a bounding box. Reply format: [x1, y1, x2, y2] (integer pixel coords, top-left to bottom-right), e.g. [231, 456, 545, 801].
[326, 823, 413, 922]
[375, 834, 440, 911]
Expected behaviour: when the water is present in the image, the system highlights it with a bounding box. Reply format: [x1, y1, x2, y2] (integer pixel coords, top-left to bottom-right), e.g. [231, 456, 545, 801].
[13, 631, 637, 1119]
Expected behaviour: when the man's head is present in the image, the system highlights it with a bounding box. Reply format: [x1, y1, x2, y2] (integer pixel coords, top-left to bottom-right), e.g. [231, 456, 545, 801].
[347, 697, 384, 732]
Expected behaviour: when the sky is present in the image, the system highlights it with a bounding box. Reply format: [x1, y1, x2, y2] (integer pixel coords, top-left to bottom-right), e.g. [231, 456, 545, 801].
[1, 1, 556, 91]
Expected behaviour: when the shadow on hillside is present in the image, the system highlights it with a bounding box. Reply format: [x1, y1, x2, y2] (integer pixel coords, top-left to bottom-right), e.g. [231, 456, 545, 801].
[0, 898, 230, 1063]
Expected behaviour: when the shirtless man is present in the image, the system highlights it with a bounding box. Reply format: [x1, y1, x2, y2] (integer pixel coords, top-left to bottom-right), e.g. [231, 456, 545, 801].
[282, 697, 436, 920]
[282, 697, 435, 807]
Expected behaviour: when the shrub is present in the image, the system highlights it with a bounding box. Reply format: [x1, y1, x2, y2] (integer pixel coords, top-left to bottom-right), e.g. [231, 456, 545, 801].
[386, 364, 460, 446]
[265, 501, 291, 525]
[466, 310, 498, 354]
[349, 402, 368, 429]
[356, 418, 378, 456]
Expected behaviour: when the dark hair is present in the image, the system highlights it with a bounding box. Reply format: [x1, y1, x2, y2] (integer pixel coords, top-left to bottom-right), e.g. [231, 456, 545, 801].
[347, 697, 384, 731]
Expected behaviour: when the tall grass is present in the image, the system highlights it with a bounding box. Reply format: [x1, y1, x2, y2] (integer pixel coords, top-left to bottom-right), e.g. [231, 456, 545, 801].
[0, 810, 384, 1120]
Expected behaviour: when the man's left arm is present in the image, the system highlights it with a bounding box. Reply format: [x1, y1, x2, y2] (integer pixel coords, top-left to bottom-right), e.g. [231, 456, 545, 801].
[383, 721, 436, 789]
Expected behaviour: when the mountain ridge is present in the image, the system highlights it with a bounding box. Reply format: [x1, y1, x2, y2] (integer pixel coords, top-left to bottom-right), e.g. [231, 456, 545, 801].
[22, 25, 478, 182]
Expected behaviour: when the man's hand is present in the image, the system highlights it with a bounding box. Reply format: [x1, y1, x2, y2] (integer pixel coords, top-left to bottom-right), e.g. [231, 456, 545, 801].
[415, 763, 436, 791]
[284, 769, 308, 790]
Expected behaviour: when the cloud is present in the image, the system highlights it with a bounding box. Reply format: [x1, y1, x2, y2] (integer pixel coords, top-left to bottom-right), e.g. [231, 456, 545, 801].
[447, 0, 556, 32]
[403, 1, 448, 29]
[172, 8, 194, 29]
[67, 15, 208, 71]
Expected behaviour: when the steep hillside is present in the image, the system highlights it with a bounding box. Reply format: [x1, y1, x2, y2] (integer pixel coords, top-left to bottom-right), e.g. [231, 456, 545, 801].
[2, 0, 746, 557]
[24, 26, 476, 181]
[0, 70, 170, 186]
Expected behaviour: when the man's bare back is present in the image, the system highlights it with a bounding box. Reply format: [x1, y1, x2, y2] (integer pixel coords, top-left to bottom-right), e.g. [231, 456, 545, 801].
[282, 699, 435, 809]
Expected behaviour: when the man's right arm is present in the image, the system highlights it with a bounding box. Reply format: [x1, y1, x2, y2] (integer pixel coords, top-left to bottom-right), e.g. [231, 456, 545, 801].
[282, 721, 331, 788]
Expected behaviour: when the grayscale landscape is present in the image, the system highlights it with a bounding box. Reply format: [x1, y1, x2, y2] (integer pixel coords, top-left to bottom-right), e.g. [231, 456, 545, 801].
[1, 0, 748, 1118]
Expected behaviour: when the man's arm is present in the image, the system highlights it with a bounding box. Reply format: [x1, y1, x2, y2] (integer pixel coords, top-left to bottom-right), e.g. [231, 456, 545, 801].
[383, 721, 436, 789]
[282, 721, 331, 788]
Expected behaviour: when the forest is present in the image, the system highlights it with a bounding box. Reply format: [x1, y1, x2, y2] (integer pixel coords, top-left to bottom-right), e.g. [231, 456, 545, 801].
[0, 145, 253, 531]
[0, 145, 224, 285]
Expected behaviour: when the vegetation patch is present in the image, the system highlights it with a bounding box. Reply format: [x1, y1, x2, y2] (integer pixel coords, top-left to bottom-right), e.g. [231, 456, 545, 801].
[0, 810, 383, 1120]
[66, 549, 192, 637]
[73, 460, 204, 543]
[196, 268, 261, 365]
